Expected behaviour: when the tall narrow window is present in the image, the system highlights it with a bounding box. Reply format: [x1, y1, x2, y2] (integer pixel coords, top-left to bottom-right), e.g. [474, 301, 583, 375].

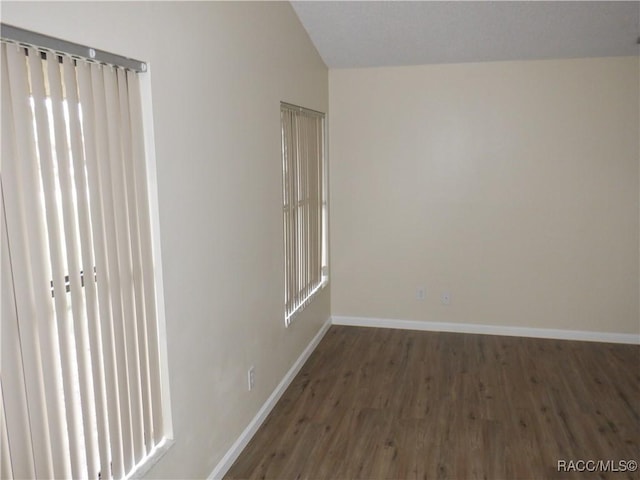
[1, 29, 170, 480]
[281, 102, 328, 326]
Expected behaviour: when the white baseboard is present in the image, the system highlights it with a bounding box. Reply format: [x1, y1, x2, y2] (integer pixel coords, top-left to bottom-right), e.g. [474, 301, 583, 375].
[208, 317, 332, 480]
[331, 315, 640, 345]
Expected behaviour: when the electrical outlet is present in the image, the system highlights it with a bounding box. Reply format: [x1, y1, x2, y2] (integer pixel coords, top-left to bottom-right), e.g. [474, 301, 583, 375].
[416, 287, 426, 301]
[441, 292, 451, 305]
[248, 366, 255, 391]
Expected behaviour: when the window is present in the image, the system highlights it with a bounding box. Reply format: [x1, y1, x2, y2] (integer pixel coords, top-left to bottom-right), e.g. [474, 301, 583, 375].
[281, 102, 328, 325]
[1, 28, 170, 480]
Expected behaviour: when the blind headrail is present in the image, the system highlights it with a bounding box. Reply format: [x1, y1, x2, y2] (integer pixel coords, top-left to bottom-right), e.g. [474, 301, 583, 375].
[281, 102, 325, 117]
[0, 23, 147, 73]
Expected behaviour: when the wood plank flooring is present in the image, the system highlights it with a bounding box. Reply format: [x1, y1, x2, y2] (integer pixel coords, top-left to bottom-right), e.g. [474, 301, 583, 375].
[225, 326, 640, 479]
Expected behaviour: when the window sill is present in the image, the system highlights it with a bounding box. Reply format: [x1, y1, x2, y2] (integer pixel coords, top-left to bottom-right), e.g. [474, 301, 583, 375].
[128, 437, 175, 479]
[285, 277, 329, 327]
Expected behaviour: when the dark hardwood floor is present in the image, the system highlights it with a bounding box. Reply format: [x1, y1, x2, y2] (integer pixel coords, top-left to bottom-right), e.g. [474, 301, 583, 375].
[225, 326, 640, 479]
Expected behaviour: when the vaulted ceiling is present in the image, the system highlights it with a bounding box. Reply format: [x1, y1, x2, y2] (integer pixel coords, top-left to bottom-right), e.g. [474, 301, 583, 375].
[291, 1, 640, 68]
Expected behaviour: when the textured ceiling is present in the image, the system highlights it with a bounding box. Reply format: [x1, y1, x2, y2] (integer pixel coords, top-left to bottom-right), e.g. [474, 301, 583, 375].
[291, 1, 640, 68]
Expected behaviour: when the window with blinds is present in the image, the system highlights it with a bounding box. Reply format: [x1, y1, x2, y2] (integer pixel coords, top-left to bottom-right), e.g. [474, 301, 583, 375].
[281, 103, 328, 326]
[1, 36, 170, 480]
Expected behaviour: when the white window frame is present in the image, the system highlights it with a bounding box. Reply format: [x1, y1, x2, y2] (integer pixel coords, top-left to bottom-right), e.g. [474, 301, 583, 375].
[281, 102, 328, 326]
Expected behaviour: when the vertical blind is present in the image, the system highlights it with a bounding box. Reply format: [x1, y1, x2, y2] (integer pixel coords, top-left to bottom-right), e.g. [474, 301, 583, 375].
[1, 41, 165, 479]
[281, 103, 327, 325]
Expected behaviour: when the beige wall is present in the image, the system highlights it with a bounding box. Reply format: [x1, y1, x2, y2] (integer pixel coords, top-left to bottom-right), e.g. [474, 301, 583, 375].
[2, 2, 329, 478]
[330, 57, 639, 334]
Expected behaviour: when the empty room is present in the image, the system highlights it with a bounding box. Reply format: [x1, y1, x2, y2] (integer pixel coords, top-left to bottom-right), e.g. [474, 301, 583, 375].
[1, 1, 638, 479]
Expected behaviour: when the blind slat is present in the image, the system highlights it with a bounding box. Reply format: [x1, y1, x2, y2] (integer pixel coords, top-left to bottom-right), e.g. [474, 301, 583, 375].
[1, 46, 38, 480]
[120, 68, 152, 455]
[127, 72, 164, 444]
[283, 110, 291, 317]
[76, 60, 115, 479]
[116, 67, 147, 460]
[29, 47, 76, 479]
[62, 55, 102, 479]
[45, 51, 89, 480]
[103, 63, 136, 474]
[6, 43, 60, 480]
[1, 382, 14, 480]
[89, 62, 128, 479]
[284, 110, 291, 317]
[307, 116, 312, 300]
[288, 110, 297, 319]
[113, 66, 146, 464]
[301, 116, 308, 306]
[293, 113, 300, 311]
[1, 188, 36, 479]
[309, 116, 317, 293]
